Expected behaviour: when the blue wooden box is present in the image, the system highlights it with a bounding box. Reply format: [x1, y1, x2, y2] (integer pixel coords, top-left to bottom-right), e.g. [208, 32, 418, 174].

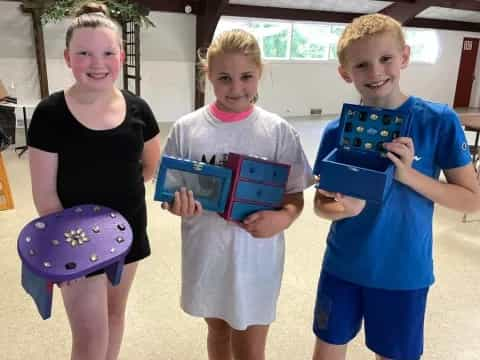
[313, 103, 411, 203]
[154, 156, 232, 212]
[154, 154, 290, 221]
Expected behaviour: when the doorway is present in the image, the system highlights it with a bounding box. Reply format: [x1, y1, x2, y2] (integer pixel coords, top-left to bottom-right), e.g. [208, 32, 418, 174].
[453, 37, 479, 108]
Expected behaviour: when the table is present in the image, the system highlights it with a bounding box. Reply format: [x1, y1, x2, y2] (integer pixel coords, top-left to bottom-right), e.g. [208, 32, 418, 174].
[459, 112, 480, 162]
[457, 112, 480, 222]
[0, 102, 37, 157]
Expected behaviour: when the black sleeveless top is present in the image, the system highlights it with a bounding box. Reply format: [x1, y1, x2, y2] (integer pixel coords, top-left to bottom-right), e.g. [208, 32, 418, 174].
[27, 90, 159, 264]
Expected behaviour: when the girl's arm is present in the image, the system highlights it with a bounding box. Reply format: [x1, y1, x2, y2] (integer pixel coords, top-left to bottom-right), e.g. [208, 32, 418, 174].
[141, 134, 161, 182]
[28, 147, 63, 216]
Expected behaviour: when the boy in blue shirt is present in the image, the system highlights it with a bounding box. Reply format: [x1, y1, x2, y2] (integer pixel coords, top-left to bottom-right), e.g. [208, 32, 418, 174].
[312, 13, 480, 360]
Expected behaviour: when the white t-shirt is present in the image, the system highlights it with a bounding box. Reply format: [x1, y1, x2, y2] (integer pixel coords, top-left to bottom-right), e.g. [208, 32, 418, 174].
[163, 106, 313, 330]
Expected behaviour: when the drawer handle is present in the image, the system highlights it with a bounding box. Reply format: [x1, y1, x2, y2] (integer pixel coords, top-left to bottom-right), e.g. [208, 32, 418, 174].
[249, 167, 255, 174]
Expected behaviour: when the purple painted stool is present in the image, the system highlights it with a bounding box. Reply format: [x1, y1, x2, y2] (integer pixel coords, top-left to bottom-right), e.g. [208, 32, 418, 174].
[18, 204, 133, 319]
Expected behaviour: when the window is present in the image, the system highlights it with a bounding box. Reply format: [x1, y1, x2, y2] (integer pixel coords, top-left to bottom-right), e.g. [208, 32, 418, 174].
[215, 17, 438, 63]
[405, 29, 439, 63]
[292, 23, 329, 60]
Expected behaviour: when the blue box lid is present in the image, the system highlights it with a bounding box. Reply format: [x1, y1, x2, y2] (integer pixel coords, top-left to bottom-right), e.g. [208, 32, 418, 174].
[336, 103, 412, 158]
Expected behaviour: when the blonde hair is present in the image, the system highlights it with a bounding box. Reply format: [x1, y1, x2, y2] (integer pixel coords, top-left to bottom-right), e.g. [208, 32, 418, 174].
[337, 13, 406, 65]
[65, 1, 122, 48]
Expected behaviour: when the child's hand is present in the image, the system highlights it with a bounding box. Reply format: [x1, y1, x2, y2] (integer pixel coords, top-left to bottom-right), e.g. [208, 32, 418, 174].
[241, 209, 292, 238]
[315, 189, 365, 217]
[161, 187, 203, 217]
[383, 137, 415, 183]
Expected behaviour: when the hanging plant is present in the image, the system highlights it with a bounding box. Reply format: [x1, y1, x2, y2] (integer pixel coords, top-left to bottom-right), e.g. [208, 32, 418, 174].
[40, 0, 155, 28]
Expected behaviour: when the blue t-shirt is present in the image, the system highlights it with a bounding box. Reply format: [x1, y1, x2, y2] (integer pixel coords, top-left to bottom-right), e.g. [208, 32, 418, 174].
[318, 96, 471, 290]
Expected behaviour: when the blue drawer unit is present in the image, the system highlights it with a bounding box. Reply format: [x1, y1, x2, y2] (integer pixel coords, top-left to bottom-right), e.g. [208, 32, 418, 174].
[313, 103, 411, 203]
[154, 156, 232, 212]
[234, 181, 285, 205]
[229, 202, 272, 221]
[239, 159, 289, 185]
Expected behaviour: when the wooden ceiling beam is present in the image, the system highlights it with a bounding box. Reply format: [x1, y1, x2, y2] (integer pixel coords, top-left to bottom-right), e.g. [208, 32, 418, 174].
[133, 0, 202, 15]
[392, 0, 480, 12]
[223, 4, 358, 23]
[407, 17, 480, 31]
[194, 0, 229, 109]
[380, 0, 434, 23]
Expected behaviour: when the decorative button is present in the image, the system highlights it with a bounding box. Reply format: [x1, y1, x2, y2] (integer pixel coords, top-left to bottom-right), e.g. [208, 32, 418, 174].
[65, 262, 76, 270]
[43, 261, 52, 268]
[92, 225, 100, 233]
[117, 224, 126, 231]
[34, 222, 46, 230]
[64, 228, 89, 247]
[51, 239, 60, 246]
[116, 236, 125, 243]
[90, 254, 98, 262]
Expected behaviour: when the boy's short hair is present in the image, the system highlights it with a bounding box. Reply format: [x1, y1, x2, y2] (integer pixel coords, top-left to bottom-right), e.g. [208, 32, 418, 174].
[337, 13, 406, 65]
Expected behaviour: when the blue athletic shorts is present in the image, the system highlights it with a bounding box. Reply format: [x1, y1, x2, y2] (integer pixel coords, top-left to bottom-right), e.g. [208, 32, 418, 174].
[313, 270, 429, 360]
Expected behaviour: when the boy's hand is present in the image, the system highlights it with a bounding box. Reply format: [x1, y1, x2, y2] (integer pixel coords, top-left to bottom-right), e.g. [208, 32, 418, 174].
[315, 189, 366, 217]
[161, 187, 203, 217]
[241, 209, 293, 238]
[383, 137, 415, 183]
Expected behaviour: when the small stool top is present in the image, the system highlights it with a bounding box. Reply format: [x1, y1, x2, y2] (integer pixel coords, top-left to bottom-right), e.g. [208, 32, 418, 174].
[18, 204, 133, 283]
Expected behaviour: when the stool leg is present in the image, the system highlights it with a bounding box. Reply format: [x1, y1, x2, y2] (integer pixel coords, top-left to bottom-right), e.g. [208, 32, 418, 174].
[0, 152, 14, 210]
[105, 260, 124, 286]
[21, 264, 53, 320]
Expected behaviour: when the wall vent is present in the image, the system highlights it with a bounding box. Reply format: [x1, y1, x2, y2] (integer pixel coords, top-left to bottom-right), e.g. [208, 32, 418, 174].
[310, 108, 323, 115]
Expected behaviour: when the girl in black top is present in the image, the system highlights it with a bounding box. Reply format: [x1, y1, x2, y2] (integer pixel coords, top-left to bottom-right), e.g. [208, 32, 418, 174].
[27, 2, 160, 359]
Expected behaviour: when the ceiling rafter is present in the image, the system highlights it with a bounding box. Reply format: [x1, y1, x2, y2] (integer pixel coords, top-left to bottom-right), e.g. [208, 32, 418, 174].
[135, 0, 202, 15]
[392, 0, 480, 12]
[380, 0, 434, 23]
[194, 0, 229, 109]
[223, 4, 358, 23]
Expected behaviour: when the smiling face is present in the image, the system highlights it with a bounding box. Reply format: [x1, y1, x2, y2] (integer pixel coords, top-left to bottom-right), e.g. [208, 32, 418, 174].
[64, 26, 124, 93]
[208, 52, 261, 113]
[338, 31, 410, 108]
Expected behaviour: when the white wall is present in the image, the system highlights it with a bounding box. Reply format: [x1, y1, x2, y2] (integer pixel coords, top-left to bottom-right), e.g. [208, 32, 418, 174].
[1, 0, 479, 123]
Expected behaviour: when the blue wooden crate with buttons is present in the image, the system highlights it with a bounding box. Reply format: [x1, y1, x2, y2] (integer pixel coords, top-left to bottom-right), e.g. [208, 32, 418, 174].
[154, 153, 290, 221]
[154, 155, 232, 212]
[313, 103, 412, 203]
